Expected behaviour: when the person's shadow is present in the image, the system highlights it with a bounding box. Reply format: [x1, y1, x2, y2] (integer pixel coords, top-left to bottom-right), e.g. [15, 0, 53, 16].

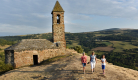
[98, 73, 106, 78]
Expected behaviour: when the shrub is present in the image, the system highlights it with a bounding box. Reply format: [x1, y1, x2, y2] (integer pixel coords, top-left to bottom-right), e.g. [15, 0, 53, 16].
[0, 64, 13, 72]
[73, 45, 84, 53]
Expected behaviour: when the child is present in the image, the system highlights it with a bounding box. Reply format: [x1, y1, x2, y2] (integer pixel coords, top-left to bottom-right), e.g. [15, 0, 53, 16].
[101, 55, 106, 74]
[81, 52, 87, 74]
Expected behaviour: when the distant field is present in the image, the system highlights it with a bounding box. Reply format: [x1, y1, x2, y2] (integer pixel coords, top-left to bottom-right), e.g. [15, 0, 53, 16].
[0, 45, 10, 49]
[0, 45, 10, 53]
[92, 41, 138, 52]
[110, 41, 138, 52]
[92, 47, 114, 51]
[87, 51, 106, 56]
[66, 40, 79, 48]
[96, 41, 112, 46]
[94, 34, 112, 37]
[102, 41, 112, 46]
[0, 45, 10, 63]
[91, 41, 113, 52]
[90, 40, 138, 53]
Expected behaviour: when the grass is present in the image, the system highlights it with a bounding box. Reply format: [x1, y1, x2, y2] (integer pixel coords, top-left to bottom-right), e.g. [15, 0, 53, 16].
[136, 67, 138, 70]
[0, 64, 13, 75]
[95, 51, 107, 55]
[94, 34, 112, 37]
[0, 45, 10, 53]
[110, 41, 138, 52]
[66, 40, 79, 48]
[96, 41, 112, 46]
[0, 45, 13, 75]
[0, 45, 10, 61]
[92, 41, 114, 52]
[102, 41, 112, 46]
[0, 52, 13, 75]
[87, 51, 105, 56]
[92, 47, 114, 52]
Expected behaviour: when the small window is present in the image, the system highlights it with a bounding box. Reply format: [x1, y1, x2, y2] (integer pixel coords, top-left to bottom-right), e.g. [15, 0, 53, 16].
[57, 14, 60, 24]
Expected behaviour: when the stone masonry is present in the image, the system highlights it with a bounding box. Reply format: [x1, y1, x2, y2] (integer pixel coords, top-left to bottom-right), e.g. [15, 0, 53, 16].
[5, 39, 65, 68]
[52, 1, 66, 49]
[14, 49, 64, 68]
[4, 1, 67, 68]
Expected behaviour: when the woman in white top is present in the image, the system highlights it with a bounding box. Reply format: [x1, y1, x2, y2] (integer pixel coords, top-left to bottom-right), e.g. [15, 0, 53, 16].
[101, 55, 106, 74]
[90, 51, 97, 73]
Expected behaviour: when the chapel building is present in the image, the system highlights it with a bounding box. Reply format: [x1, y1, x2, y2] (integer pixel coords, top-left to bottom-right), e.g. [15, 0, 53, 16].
[4, 1, 66, 68]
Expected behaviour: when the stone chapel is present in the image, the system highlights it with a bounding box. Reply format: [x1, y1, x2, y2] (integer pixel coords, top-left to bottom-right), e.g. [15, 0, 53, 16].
[4, 1, 67, 68]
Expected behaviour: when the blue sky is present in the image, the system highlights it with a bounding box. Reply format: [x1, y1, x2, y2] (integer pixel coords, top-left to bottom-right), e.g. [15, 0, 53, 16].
[0, 0, 138, 36]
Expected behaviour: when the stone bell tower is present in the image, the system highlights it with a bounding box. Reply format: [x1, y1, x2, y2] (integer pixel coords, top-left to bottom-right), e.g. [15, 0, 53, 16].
[51, 1, 66, 48]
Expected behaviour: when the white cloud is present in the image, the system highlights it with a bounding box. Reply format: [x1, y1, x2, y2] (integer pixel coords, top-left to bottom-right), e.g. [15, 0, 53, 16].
[63, 0, 138, 19]
[0, 23, 51, 33]
[0, 0, 138, 36]
[31, 13, 50, 19]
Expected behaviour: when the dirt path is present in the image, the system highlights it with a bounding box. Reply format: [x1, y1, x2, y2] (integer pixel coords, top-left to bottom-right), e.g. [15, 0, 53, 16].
[0, 53, 138, 80]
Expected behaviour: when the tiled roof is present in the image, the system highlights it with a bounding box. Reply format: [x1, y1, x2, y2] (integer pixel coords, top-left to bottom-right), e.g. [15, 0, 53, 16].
[5, 39, 59, 51]
[52, 1, 64, 13]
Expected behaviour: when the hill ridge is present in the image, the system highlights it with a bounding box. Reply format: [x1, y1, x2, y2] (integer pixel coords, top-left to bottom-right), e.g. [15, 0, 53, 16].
[0, 51, 138, 80]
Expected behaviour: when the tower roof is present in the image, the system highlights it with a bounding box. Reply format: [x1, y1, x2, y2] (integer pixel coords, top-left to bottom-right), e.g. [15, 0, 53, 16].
[52, 1, 64, 13]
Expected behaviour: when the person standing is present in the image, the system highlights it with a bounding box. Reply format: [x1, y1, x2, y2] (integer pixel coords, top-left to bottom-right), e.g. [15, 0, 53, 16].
[101, 55, 106, 74]
[81, 52, 87, 74]
[90, 51, 97, 74]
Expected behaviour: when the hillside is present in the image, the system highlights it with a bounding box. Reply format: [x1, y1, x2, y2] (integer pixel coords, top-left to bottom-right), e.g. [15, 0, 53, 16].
[0, 29, 138, 71]
[0, 52, 138, 80]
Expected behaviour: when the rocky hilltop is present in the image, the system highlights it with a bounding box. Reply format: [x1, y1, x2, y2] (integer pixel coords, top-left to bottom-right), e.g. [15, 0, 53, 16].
[0, 51, 138, 80]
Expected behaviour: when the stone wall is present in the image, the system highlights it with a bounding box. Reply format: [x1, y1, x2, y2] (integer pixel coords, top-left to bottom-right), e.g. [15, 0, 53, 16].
[5, 50, 14, 66]
[52, 12, 66, 48]
[14, 49, 65, 68]
[52, 12, 64, 25]
[5, 48, 78, 68]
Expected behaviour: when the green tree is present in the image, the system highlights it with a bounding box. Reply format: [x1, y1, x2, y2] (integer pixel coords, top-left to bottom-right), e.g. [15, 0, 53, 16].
[73, 45, 83, 53]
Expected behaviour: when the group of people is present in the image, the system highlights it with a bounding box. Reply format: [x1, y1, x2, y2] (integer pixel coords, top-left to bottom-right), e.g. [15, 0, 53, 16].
[81, 51, 106, 74]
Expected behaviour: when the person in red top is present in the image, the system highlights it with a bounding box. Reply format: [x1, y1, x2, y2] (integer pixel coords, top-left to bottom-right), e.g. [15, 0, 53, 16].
[81, 52, 87, 74]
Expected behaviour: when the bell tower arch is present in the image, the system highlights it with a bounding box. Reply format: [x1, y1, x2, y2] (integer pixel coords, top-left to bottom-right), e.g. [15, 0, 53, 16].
[51, 1, 66, 48]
